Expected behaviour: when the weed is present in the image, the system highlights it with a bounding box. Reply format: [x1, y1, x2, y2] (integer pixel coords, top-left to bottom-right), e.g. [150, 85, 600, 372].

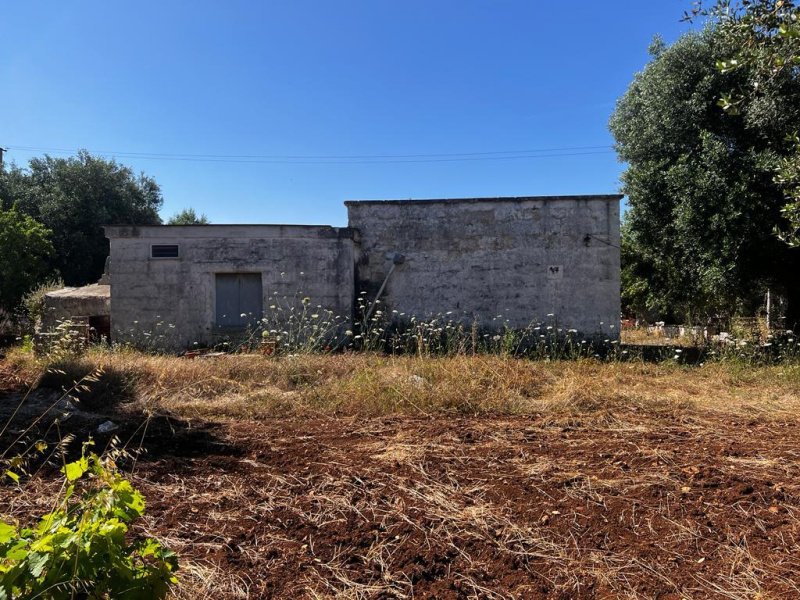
[0, 443, 177, 599]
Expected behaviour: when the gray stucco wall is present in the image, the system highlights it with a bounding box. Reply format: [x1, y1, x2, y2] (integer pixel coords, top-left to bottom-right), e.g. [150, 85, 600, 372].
[105, 225, 356, 349]
[41, 284, 110, 331]
[347, 196, 621, 337]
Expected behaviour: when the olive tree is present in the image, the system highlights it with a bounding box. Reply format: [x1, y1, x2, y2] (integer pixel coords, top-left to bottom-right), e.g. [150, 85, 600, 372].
[610, 30, 800, 326]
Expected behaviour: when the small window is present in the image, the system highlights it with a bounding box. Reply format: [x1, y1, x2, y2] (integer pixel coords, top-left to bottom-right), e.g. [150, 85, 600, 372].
[151, 244, 179, 258]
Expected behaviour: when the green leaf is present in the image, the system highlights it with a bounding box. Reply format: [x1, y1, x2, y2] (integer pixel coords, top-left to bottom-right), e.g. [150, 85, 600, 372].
[27, 552, 48, 578]
[29, 534, 54, 553]
[3, 540, 29, 561]
[61, 456, 89, 482]
[138, 538, 162, 557]
[0, 522, 16, 544]
[3, 470, 19, 483]
[113, 479, 146, 518]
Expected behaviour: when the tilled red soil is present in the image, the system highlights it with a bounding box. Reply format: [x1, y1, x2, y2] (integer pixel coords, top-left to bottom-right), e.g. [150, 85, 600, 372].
[2, 403, 800, 598]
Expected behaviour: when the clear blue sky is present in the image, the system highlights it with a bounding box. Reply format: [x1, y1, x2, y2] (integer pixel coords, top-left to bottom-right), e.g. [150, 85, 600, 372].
[2, 1, 695, 226]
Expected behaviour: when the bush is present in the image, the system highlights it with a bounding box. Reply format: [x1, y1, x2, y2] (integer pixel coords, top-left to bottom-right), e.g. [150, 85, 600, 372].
[0, 206, 55, 314]
[20, 278, 64, 328]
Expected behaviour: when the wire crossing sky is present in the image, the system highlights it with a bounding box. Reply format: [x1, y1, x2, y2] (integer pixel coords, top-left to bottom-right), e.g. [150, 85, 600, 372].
[1, 2, 695, 225]
[6, 144, 615, 164]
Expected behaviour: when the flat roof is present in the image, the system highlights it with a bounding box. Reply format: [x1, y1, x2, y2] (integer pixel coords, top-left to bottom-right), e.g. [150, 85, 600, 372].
[104, 224, 356, 240]
[345, 194, 623, 206]
[45, 283, 110, 299]
[104, 223, 340, 228]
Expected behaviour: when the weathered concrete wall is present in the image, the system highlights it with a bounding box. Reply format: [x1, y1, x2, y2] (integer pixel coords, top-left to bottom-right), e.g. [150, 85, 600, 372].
[105, 225, 356, 349]
[41, 284, 111, 331]
[347, 196, 621, 337]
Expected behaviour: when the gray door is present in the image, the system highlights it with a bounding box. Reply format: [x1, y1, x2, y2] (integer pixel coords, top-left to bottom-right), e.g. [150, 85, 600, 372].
[215, 273, 263, 328]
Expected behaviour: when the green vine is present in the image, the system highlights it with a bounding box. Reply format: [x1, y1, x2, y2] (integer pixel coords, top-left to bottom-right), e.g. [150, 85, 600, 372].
[0, 443, 177, 599]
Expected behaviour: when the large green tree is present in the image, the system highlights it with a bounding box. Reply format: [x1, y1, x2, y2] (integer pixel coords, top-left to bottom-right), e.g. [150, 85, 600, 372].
[0, 206, 55, 312]
[687, 0, 800, 245]
[0, 152, 163, 286]
[610, 30, 800, 327]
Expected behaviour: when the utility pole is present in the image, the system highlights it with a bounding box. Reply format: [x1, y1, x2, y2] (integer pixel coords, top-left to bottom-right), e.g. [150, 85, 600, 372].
[0, 147, 5, 167]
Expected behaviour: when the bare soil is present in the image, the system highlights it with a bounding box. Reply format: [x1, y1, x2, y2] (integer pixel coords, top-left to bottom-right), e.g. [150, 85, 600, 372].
[2, 393, 799, 599]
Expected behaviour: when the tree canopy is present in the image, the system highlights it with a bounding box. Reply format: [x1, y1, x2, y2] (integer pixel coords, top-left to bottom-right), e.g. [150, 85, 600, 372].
[610, 29, 800, 326]
[0, 151, 163, 287]
[0, 206, 55, 312]
[167, 208, 209, 225]
[687, 0, 800, 245]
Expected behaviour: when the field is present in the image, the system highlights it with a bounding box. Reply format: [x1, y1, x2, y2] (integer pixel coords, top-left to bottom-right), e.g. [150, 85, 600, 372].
[1, 350, 800, 598]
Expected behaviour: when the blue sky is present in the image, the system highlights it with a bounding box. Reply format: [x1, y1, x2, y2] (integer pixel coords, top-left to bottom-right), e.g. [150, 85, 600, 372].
[1, 2, 695, 226]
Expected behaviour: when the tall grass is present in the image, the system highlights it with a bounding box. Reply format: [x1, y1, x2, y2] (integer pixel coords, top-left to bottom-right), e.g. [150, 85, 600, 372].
[125, 296, 800, 365]
[6, 346, 799, 423]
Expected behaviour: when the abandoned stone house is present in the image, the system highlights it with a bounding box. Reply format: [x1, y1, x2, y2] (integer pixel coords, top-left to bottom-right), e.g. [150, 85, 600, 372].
[45, 195, 621, 349]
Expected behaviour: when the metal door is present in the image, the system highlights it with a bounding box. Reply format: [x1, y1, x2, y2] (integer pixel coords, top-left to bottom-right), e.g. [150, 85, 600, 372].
[215, 273, 263, 328]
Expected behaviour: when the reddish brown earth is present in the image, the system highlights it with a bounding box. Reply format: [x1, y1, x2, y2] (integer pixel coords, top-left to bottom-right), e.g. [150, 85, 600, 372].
[3, 395, 799, 599]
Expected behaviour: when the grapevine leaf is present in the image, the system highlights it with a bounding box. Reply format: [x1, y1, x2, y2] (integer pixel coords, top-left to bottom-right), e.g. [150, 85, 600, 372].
[27, 552, 48, 578]
[62, 457, 89, 482]
[0, 522, 16, 544]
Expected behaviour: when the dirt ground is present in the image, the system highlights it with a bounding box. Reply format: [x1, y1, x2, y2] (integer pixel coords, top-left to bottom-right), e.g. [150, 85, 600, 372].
[2, 390, 800, 599]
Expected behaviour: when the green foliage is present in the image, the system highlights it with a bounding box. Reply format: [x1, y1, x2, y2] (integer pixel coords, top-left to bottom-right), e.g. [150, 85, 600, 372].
[0, 445, 178, 600]
[0, 206, 55, 313]
[688, 1, 800, 245]
[166, 207, 209, 225]
[610, 29, 800, 324]
[0, 169, 29, 213]
[620, 220, 654, 319]
[18, 336, 33, 354]
[21, 278, 64, 326]
[0, 151, 163, 287]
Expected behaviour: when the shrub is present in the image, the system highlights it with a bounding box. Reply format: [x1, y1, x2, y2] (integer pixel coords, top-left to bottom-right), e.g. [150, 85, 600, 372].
[20, 278, 64, 328]
[0, 206, 55, 315]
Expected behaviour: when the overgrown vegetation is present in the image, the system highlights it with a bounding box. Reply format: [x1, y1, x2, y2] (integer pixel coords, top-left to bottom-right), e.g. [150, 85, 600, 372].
[3, 345, 798, 421]
[0, 445, 177, 600]
[20, 278, 64, 328]
[166, 208, 209, 225]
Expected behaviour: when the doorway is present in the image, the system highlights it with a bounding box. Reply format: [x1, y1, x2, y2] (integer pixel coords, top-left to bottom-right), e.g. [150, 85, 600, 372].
[215, 273, 263, 328]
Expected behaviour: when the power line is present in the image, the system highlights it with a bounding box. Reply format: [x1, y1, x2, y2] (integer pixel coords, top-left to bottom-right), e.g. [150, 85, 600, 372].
[6, 144, 615, 165]
[8, 143, 612, 159]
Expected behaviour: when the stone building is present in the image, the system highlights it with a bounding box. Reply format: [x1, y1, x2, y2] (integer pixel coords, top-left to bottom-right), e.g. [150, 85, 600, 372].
[35, 283, 111, 352]
[103, 194, 621, 349]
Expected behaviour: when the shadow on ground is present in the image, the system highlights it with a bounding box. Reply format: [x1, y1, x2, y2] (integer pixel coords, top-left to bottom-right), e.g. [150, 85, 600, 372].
[0, 364, 241, 473]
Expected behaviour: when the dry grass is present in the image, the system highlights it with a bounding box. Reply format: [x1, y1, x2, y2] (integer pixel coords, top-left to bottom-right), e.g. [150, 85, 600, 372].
[4, 346, 800, 423]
